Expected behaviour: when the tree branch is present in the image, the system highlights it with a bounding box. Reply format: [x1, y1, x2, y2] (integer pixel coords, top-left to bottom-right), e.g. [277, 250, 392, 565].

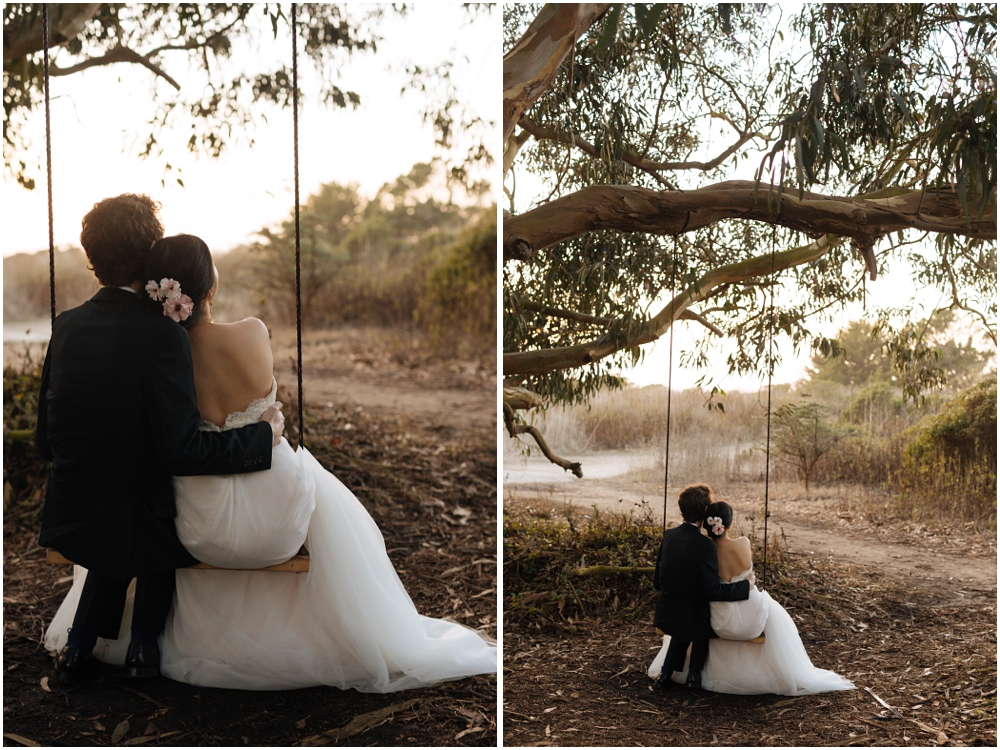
[2, 3, 102, 66]
[49, 45, 181, 89]
[520, 299, 723, 335]
[503, 3, 611, 142]
[503, 235, 844, 376]
[503, 401, 583, 478]
[503, 181, 996, 262]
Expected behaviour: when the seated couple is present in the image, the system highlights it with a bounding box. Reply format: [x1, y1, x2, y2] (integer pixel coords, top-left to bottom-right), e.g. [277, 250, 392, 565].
[40, 193, 496, 692]
[650, 484, 854, 696]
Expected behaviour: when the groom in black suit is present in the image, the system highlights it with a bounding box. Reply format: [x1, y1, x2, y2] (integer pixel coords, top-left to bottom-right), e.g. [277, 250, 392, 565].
[653, 484, 751, 688]
[37, 194, 284, 682]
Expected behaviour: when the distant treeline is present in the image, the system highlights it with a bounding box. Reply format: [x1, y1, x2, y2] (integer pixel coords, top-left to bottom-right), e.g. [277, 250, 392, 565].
[4, 163, 496, 353]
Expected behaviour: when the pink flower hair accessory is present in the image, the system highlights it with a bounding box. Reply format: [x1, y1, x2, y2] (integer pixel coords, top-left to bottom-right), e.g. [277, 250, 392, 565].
[706, 515, 726, 536]
[146, 278, 194, 322]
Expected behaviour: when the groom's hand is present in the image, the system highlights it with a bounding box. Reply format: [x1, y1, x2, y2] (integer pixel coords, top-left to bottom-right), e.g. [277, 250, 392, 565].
[259, 402, 285, 447]
[747, 571, 756, 588]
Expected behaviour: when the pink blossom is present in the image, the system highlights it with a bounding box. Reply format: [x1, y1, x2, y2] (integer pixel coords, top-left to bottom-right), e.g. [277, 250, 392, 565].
[163, 294, 194, 322]
[145, 280, 162, 300]
[160, 278, 183, 300]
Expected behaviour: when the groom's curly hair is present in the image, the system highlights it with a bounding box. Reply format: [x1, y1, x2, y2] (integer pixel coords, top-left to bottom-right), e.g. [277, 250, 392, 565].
[678, 484, 713, 523]
[80, 194, 164, 287]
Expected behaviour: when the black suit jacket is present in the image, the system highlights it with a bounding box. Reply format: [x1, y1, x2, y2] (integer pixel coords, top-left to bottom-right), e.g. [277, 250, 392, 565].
[652, 523, 750, 641]
[36, 287, 274, 580]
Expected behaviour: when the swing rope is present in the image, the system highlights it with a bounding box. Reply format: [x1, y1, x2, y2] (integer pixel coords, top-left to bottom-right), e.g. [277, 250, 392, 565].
[761, 226, 778, 591]
[42, 3, 56, 330]
[661, 237, 677, 531]
[291, 3, 305, 450]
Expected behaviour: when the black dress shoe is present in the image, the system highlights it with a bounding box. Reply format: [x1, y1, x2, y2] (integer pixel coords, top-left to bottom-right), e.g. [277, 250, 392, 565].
[54, 645, 97, 684]
[124, 641, 161, 678]
[686, 667, 702, 689]
[654, 670, 678, 690]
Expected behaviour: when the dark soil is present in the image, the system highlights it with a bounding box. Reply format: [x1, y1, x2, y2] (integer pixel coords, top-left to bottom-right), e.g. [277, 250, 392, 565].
[502, 506, 996, 747]
[3, 371, 497, 747]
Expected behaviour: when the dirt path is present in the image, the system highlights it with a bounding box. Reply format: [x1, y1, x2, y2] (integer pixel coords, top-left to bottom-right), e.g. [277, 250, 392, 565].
[271, 327, 495, 435]
[503, 454, 997, 607]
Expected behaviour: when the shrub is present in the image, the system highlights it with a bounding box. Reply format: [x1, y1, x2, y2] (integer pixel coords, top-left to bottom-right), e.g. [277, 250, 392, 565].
[892, 377, 997, 524]
[3, 350, 48, 527]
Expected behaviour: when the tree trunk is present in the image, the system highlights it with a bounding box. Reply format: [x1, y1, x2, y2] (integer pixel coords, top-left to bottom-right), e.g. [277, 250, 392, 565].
[3, 4, 102, 66]
[503, 3, 611, 142]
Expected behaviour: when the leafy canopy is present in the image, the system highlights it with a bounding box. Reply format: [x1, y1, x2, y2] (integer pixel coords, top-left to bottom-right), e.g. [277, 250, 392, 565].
[504, 4, 996, 407]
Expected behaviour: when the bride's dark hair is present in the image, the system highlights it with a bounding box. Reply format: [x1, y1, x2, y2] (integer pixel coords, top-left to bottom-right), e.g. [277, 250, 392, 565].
[144, 234, 215, 329]
[703, 501, 733, 539]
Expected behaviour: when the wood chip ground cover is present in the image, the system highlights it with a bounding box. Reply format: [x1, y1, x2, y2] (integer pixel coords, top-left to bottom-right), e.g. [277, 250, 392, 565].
[503, 506, 996, 747]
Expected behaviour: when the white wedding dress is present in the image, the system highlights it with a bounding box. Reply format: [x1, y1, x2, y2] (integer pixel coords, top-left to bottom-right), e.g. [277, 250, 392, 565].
[45, 379, 497, 692]
[647, 566, 854, 695]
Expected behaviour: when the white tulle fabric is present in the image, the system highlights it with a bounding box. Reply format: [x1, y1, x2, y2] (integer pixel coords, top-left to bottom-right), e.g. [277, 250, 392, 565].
[45, 379, 497, 691]
[647, 566, 854, 696]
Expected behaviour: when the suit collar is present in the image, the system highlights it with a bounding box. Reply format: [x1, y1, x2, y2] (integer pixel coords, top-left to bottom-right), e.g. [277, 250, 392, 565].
[93, 286, 142, 303]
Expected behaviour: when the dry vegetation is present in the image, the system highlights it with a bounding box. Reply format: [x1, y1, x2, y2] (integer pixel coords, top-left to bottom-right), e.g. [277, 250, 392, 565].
[506, 377, 996, 528]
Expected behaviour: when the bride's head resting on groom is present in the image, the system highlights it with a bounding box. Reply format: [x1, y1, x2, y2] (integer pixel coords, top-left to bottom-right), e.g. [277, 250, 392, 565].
[80, 194, 164, 288]
[143, 234, 217, 329]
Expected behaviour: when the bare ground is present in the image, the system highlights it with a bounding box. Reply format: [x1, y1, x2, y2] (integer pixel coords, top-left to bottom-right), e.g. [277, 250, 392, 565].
[503, 462, 997, 747]
[3, 327, 498, 747]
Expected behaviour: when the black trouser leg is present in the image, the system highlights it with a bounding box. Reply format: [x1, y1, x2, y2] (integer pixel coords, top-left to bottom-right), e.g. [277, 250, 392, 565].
[665, 637, 691, 673]
[73, 572, 130, 640]
[689, 639, 710, 672]
[131, 569, 176, 635]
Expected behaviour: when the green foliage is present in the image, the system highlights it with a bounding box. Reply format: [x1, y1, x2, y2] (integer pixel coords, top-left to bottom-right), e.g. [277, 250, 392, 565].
[769, 402, 846, 491]
[249, 162, 461, 325]
[417, 208, 497, 350]
[809, 312, 991, 400]
[3, 248, 98, 321]
[503, 506, 662, 626]
[504, 5, 996, 408]
[903, 377, 998, 472]
[3, 4, 383, 189]
[3, 349, 48, 526]
[894, 377, 997, 523]
[838, 381, 908, 432]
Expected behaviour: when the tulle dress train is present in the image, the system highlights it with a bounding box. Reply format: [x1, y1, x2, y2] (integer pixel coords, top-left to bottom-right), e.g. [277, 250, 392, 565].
[45, 380, 497, 692]
[647, 566, 854, 695]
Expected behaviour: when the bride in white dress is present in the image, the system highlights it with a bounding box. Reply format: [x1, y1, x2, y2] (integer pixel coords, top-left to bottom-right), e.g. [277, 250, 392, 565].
[648, 501, 853, 695]
[46, 234, 497, 692]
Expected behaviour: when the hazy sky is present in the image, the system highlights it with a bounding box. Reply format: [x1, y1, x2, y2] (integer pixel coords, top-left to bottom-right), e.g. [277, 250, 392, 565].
[4, 4, 499, 258]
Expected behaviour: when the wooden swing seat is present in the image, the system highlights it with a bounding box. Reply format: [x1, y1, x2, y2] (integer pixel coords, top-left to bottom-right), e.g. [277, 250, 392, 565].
[655, 626, 765, 644]
[46, 549, 310, 573]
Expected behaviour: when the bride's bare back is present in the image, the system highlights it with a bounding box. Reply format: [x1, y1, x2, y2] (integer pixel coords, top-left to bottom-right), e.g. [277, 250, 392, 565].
[187, 318, 274, 427]
[714, 535, 753, 581]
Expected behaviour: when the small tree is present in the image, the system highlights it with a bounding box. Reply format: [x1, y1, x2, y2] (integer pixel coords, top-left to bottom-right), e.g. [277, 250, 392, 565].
[770, 402, 845, 492]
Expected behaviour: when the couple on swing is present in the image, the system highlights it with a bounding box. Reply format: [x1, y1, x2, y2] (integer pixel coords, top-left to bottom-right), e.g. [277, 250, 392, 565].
[39, 193, 496, 692]
[650, 484, 854, 695]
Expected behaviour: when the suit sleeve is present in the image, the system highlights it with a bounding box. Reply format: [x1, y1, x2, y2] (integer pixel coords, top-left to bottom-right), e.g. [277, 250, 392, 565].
[697, 542, 750, 602]
[35, 343, 53, 461]
[653, 534, 665, 591]
[143, 323, 273, 476]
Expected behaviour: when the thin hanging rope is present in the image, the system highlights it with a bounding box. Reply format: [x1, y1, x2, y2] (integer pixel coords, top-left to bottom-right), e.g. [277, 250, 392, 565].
[761, 226, 777, 590]
[291, 3, 304, 450]
[661, 238, 678, 531]
[42, 3, 56, 330]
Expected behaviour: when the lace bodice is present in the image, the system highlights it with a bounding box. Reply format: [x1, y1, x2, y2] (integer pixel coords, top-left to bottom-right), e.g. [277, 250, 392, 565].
[199, 378, 277, 432]
[728, 565, 754, 584]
